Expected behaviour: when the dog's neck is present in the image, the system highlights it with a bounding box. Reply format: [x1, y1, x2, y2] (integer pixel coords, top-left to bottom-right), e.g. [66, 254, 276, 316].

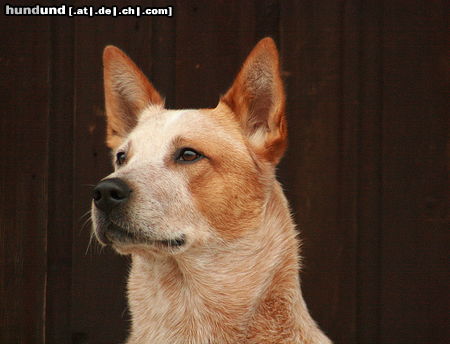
[126, 183, 329, 344]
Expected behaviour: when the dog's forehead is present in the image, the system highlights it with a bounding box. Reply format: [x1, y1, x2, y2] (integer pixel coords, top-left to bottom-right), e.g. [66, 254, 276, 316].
[130, 106, 240, 143]
[132, 108, 206, 140]
[122, 106, 246, 165]
[125, 108, 223, 158]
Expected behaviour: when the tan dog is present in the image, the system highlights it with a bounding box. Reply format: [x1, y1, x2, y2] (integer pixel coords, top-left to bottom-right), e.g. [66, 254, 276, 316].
[92, 37, 331, 344]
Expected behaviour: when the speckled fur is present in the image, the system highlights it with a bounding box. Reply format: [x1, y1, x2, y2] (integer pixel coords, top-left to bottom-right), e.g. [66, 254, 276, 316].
[92, 38, 332, 344]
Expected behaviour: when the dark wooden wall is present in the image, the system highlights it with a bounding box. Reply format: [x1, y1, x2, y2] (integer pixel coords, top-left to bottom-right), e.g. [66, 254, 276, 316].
[0, 1, 447, 343]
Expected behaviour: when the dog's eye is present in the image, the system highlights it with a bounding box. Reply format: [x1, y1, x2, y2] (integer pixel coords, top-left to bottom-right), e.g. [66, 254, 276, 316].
[116, 151, 127, 165]
[176, 148, 202, 163]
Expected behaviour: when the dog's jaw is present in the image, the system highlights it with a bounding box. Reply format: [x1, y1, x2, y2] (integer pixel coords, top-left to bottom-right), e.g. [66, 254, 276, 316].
[91, 206, 189, 255]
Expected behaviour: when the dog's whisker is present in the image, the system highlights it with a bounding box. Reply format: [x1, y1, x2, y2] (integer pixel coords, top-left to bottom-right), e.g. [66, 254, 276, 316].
[85, 231, 96, 255]
[121, 305, 130, 319]
[80, 214, 93, 235]
[79, 209, 92, 222]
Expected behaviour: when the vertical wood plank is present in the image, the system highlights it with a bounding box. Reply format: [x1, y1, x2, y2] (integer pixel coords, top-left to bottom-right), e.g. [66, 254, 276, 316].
[151, 0, 177, 108]
[174, 1, 256, 109]
[45, 12, 75, 344]
[280, 1, 357, 342]
[356, 0, 383, 342]
[255, 0, 281, 42]
[337, 1, 360, 341]
[0, 15, 50, 344]
[380, 1, 448, 343]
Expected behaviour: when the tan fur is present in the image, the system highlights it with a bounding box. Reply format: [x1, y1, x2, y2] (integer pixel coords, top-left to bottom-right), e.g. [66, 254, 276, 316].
[92, 37, 332, 343]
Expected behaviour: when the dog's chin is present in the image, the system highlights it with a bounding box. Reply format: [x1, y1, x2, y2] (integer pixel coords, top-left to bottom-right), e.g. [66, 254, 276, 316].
[94, 221, 186, 254]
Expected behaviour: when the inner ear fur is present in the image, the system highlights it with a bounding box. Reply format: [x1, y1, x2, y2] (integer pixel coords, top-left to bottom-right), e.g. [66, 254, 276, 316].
[103, 45, 163, 149]
[221, 37, 287, 165]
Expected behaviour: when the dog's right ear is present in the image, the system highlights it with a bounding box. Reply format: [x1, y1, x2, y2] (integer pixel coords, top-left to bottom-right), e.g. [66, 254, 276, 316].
[103, 46, 163, 149]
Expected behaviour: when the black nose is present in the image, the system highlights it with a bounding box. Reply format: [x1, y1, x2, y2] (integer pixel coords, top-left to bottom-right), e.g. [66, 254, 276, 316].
[93, 178, 131, 213]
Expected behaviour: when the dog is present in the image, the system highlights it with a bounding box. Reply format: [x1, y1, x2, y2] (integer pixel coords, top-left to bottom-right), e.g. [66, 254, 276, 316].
[91, 37, 332, 344]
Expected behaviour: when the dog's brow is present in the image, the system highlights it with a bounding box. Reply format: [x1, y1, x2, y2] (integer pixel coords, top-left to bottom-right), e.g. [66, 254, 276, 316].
[170, 135, 197, 156]
[170, 135, 206, 156]
[114, 141, 132, 157]
[171, 135, 186, 148]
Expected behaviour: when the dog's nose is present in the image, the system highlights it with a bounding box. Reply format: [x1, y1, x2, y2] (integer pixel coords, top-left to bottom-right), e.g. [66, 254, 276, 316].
[93, 178, 131, 212]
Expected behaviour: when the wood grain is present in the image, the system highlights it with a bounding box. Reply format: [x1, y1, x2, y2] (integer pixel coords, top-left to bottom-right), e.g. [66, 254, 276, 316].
[0, 1, 447, 343]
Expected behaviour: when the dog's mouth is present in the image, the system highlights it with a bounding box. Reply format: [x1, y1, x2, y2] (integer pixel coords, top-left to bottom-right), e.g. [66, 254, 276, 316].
[98, 221, 186, 248]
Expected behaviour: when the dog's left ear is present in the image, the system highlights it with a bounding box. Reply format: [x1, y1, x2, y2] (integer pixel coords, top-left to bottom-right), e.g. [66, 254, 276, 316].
[103, 46, 163, 149]
[221, 37, 287, 165]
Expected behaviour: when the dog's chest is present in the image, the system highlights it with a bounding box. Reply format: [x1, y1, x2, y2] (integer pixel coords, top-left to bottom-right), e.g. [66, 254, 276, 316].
[125, 242, 288, 344]
[126, 257, 224, 344]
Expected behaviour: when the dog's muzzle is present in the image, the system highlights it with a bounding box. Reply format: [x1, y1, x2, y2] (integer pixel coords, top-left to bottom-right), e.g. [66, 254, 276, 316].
[92, 177, 186, 248]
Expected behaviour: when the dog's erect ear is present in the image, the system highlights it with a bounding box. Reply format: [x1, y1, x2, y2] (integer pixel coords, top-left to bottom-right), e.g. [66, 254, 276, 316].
[103, 46, 163, 149]
[221, 37, 287, 165]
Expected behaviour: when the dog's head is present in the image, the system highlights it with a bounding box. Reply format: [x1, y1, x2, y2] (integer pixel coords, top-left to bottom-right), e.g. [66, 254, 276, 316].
[91, 38, 287, 255]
